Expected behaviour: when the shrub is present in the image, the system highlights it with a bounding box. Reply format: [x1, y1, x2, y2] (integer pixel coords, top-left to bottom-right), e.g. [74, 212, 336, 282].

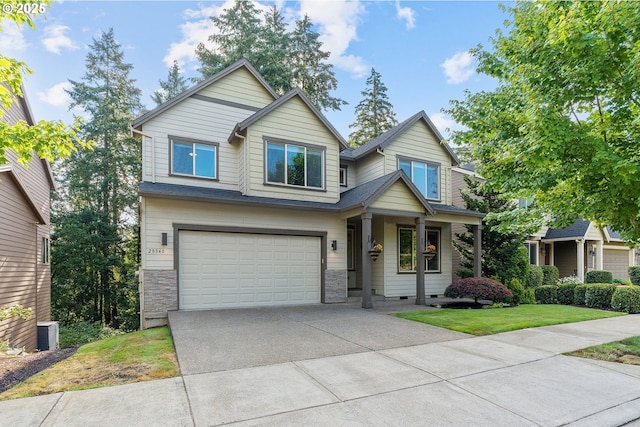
[557, 283, 577, 305]
[611, 286, 640, 314]
[584, 284, 617, 309]
[629, 266, 640, 286]
[444, 277, 513, 303]
[520, 288, 536, 304]
[535, 285, 557, 304]
[574, 285, 587, 306]
[585, 270, 613, 284]
[541, 265, 559, 286]
[59, 321, 122, 348]
[506, 278, 525, 305]
[525, 265, 543, 288]
[613, 277, 632, 286]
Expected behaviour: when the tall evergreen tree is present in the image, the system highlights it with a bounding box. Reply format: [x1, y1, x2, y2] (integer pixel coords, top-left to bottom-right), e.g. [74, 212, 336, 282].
[151, 60, 188, 106]
[257, 6, 293, 95]
[288, 14, 346, 112]
[348, 68, 398, 147]
[453, 175, 529, 284]
[53, 28, 142, 329]
[196, 0, 264, 77]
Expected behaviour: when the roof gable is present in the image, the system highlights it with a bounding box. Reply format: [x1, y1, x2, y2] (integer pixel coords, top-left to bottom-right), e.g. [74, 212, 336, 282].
[340, 111, 459, 164]
[132, 59, 277, 129]
[0, 165, 47, 224]
[229, 87, 348, 150]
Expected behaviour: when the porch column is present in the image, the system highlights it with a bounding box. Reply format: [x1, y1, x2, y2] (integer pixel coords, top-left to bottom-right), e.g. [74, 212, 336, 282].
[361, 212, 373, 309]
[473, 224, 482, 277]
[576, 239, 585, 281]
[596, 240, 604, 270]
[416, 216, 425, 305]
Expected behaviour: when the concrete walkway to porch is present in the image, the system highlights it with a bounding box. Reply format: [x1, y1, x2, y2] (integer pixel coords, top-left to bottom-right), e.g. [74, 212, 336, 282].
[2, 300, 640, 426]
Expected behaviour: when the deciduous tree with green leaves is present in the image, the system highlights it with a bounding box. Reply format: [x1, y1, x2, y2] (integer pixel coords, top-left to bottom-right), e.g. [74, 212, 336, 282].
[151, 60, 188, 106]
[0, 0, 88, 164]
[446, 0, 640, 244]
[348, 68, 398, 147]
[53, 28, 141, 329]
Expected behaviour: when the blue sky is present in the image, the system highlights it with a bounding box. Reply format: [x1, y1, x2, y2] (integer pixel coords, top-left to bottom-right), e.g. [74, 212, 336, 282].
[2, 0, 509, 139]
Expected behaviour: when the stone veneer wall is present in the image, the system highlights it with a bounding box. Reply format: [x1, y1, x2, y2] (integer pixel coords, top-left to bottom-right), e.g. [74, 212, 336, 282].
[324, 269, 347, 303]
[142, 269, 177, 328]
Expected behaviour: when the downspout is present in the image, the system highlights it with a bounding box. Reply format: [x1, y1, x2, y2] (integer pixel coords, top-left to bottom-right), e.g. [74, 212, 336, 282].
[235, 132, 247, 196]
[130, 127, 156, 183]
[376, 148, 386, 175]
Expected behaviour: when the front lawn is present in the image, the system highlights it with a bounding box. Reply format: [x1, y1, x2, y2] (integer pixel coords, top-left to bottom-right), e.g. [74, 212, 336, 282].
[0, 327, 179, 400]
[396, 304, 624, 336]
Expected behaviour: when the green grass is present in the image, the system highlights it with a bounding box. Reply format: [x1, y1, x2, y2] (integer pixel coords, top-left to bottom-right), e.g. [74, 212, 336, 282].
[568, 336, 640, 365]
[1, 327, 179, 400]
[396, 304, 624, 336]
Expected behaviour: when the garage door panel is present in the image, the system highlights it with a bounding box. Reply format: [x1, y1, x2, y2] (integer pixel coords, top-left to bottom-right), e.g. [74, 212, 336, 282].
[179, 231, 321, 310]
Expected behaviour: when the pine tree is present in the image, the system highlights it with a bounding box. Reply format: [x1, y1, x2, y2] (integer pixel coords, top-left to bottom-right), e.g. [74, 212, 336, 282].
[348, 68, 398, 147]
[151, 60, 188, 106]
[288, 14, 346, 112]
[196, 0, 264, 78]
[453, 175, 528, 284]
[54, 28, 142, 329]
[257, 6, 292, 95]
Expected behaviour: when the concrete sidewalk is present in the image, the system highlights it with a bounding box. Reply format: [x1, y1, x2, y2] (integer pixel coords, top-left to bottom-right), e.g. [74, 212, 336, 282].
[1, 310, 639, 426]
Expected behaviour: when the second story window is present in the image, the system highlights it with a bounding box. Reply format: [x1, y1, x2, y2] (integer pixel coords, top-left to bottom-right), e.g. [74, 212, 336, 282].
[266, 140, 324, 189]
[398, 158, 440, 200]
[339, 166, 347, 186]
[171, 137, 217, 179]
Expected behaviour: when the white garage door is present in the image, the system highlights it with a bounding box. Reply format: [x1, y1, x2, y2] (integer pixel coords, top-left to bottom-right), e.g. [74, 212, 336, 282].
[179, 230, 321, 310]
[604, 249, 630, 280]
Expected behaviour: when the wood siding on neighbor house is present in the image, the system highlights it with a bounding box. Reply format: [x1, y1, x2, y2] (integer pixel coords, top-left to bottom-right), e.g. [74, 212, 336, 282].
[382, 120, 453, 205]
[244, 96, 341, 203]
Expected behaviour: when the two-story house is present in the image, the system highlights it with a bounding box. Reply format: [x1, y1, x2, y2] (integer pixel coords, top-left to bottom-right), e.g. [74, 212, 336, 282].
[0, 86, 54, 351]
[132, 59, 483, 328]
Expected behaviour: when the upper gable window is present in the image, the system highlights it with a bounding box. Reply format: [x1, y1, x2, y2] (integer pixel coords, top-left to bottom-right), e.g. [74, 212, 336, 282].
[339, 166, 347, 187]
[171, 137, 218, 179]
[266, 140, 324, 190]
[398, 157, 439, 200]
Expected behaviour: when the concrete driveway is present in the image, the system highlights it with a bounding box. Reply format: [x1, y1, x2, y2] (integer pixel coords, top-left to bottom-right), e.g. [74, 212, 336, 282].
[167, 299, 468, 375]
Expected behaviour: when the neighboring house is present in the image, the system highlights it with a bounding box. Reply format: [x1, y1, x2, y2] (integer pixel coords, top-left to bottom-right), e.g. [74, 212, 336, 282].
[451, 167, 638, 282]
[0, 87, 54, 351]
[132, 59, 483, 328]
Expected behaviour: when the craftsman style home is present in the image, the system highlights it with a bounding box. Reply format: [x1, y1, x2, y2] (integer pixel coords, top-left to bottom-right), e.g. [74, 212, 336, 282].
[0, 87, 54, 351]
[133, 60, 482, 328]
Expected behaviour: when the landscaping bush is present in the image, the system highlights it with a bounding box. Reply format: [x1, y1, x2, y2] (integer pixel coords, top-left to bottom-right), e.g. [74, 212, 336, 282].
[584, 284, 617, 309]
[541, 265, 559, 286]
[574, 284, 587, 306]
[59, 321, 122, 348]
[557, 283, 577, 305]
[521, 288, 536, 304]
[585, 270, 613, 284]
[525, 265, 543, 288]
[613, 277, 632, 286]
[629, 266, 640, 286]
[611, 286, 640, 314]
[535, 285, 557, 304]
[506, 277, 525, 305]
[444, 277, 513, 303]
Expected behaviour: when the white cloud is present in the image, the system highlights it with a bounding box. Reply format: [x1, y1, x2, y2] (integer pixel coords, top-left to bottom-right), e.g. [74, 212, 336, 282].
[37, 82, 72, 107]
[395, 1, 415, 30]
[429, 112, 464, 138]
[298, 0, 368, 77]
[441, 51, 475, 84]
[0, 19, 27, 52]
[42, 24, 78, 55]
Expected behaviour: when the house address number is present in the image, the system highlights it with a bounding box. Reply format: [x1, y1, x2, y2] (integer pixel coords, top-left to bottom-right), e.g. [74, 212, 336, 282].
[147, 248, 166, 254]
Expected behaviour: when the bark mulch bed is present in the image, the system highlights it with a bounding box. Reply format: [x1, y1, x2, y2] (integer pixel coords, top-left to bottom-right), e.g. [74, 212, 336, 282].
[0, 347, 78, 394]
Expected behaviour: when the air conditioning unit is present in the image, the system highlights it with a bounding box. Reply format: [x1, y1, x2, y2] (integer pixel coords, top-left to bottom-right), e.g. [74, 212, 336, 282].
[37, 321, 59, 351]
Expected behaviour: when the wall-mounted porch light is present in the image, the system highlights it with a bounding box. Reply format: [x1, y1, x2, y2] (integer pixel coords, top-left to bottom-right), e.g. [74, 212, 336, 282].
[161, 233, 168, 246]
[331, 240, 337, 251]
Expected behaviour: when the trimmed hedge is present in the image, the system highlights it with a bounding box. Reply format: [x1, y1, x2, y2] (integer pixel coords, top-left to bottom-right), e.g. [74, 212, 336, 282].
[541, 265, 559, 286]
[585, 270, 613, 284]
[521, 288, 536, 304]
[629, 266, 640, 286]
[506, 278, 525, 305]
[525, 265, 543, 288]
[573, 285, 587, 306]
[444, 277, 513, 303]
[611, 286, 640, 314]
[584, 283, 617, 309]
[557, 283, 577, 305]
[535, 285, 557, 304]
